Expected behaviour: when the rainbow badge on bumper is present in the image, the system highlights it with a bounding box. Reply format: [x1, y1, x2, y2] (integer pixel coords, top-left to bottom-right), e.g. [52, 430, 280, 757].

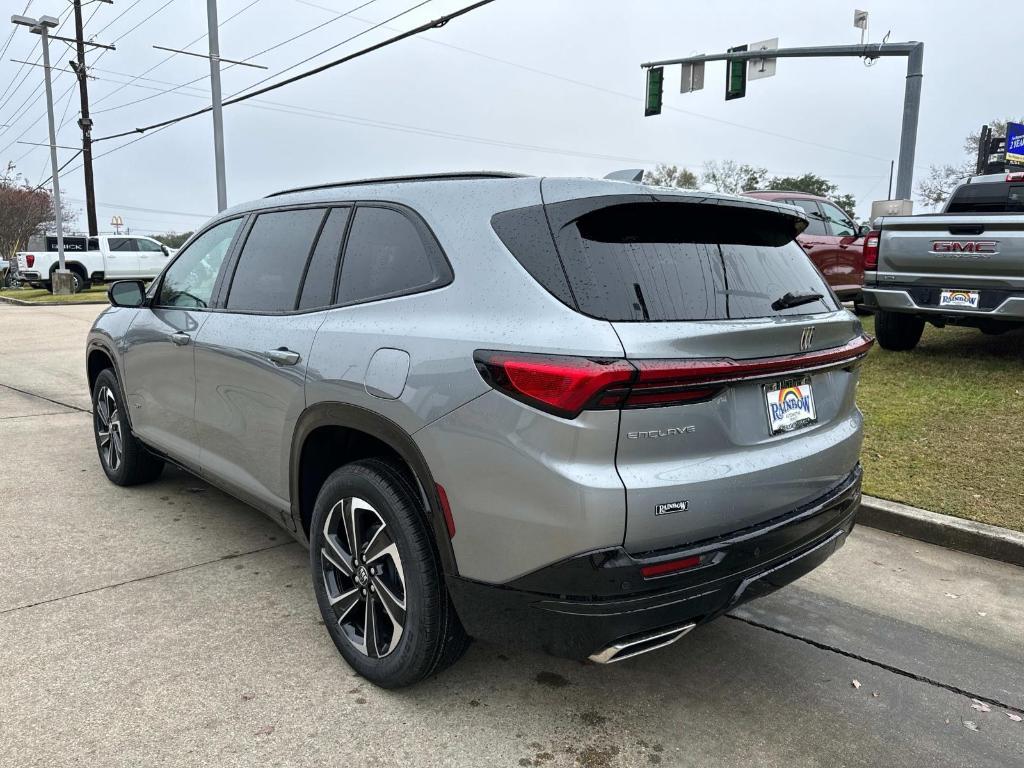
[764, 378, 817, 435]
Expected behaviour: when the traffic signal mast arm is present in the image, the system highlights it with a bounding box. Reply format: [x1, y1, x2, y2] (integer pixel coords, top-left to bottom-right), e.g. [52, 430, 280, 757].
[639, 41, 924, 201]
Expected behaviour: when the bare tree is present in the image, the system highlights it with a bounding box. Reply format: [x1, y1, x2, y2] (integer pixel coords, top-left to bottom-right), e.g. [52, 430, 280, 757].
[916, 164, 970, 209]
[0, 164, 57, 260]
[643, 163, 698, 189]
[917, 117, 1024, 207]
[701, 160, 768, 194]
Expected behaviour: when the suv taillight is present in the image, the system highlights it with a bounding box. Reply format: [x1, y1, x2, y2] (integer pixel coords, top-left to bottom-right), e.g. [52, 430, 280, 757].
[475, 336, 874, 419]
[863, 230, 880, 270]
[25, 254, 35, 268]
[1007, 172, 1024, 182]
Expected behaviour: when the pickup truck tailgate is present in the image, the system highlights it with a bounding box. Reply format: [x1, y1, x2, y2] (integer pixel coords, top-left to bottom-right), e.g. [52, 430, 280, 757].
[877, 214, 1024, 284]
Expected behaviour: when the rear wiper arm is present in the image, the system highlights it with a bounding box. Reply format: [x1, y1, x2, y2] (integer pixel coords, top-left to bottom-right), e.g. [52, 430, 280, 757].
[771, 291, 824, 311]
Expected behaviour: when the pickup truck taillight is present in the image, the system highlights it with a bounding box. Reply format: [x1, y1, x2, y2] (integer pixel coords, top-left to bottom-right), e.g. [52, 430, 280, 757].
[863, 230, 880, 270]
[24, 254, 35, 268]
[1007, 172, 1024, 182]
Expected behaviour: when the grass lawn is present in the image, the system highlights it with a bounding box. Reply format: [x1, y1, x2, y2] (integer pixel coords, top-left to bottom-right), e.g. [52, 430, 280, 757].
[0, 285, 109, 304]
[858, 315, 1024, 532]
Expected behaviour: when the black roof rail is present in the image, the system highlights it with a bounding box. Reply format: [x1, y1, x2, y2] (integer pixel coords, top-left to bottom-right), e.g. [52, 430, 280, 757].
[266, 171, 530, 198]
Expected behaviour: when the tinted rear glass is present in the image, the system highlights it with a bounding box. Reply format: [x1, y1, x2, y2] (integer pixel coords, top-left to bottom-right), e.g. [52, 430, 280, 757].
[338, 206, 448, 304]
[495, 199, 834, 322]
[947, 182, 1024, 213]
[228, 209, 325, 311]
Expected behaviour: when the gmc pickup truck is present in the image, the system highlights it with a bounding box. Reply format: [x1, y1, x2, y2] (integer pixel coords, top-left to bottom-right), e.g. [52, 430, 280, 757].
[862, 172, 1024, 350]
[15, 234, 173, 293]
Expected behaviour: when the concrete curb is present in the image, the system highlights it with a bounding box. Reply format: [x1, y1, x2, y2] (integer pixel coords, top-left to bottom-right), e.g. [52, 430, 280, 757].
[859, 495, 1024, 568]
[0, 295, 107, 306]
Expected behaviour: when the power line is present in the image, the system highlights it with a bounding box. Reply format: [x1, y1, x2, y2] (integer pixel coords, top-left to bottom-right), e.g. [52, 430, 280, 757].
[91, 0, 386, 117]
[87, 0, 267, 110]
[95, 0, 488, 142]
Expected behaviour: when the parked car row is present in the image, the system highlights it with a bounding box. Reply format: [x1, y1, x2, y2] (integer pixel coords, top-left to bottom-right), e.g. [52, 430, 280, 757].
[88, 172, 871, 687]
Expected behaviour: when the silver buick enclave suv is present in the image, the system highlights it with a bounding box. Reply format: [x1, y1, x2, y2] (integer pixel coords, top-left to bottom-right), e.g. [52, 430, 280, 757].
[86, 172, 871, 688]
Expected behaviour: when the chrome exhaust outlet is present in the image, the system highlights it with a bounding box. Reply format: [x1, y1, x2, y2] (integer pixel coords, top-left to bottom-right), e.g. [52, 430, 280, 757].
[588, 622, 696, 664]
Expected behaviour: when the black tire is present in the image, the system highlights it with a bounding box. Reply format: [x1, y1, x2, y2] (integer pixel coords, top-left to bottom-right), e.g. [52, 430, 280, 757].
[70, 266, 90, 292]
[874, 310, 925, 351]
[310, 458, 469, 688]
[91, 368, 164, 486]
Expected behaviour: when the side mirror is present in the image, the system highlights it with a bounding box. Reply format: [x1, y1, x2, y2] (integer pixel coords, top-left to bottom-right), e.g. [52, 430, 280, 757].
[857, 223, 870, 238]
[108, 279, 147, 308]
[161, 244, 170, 256]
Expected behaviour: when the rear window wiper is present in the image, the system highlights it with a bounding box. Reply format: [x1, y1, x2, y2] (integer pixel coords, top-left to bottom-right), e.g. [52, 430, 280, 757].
[771, 291, 824, 311]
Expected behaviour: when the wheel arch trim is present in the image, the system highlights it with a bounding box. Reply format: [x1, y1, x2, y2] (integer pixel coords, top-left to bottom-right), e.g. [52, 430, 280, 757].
[289, 402, 459, 576]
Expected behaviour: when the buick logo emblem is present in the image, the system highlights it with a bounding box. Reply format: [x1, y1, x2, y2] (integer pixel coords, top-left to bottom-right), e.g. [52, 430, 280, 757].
[800, 327, 815, 351]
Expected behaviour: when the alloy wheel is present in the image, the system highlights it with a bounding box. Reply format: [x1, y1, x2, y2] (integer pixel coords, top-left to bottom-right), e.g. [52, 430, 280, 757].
[95, 385, 123, 472]
[320, 497, 407, 658]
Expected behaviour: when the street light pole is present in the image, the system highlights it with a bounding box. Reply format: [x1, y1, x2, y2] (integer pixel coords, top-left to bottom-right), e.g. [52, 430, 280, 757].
[12, 13, 71, 293]
[207, 0, 227, 212]
[72, 0, 99, 237]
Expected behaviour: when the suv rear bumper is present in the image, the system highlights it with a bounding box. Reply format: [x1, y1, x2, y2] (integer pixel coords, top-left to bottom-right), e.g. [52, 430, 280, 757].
[446, 465, 862, 660]
[862, 286, 1024, 320]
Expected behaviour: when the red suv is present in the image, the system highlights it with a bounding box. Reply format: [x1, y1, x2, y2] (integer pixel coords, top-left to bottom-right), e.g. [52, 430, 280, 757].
[743, 191, 868, 300]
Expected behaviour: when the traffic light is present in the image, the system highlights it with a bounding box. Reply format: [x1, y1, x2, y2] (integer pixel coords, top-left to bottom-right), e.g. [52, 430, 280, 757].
[725, 45, 748, 100]
[645, 66, 664, 116]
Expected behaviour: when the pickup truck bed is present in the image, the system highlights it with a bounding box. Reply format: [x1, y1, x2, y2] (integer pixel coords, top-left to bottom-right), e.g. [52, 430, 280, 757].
[862, 174, 1024, 349]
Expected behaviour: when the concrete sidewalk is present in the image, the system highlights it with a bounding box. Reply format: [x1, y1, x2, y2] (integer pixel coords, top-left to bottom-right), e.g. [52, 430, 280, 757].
[1, 303, 1021, 767]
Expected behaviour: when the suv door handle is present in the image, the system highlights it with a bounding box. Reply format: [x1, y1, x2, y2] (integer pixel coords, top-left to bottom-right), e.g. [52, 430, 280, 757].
[170, 332, 190, 346]
[266, 348, 301, 366]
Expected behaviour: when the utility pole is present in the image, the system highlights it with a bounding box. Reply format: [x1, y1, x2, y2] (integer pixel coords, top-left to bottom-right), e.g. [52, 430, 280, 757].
[153, 4, 265, 213]
[641, 41, 925, 202]
[70, 0, 106, 237]
[206, 0, 227, 212]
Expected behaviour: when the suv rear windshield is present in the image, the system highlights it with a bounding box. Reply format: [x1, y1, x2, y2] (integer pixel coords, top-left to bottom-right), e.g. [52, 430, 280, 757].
[493, 197, 836, 322]
[946, 182, 1024, 213]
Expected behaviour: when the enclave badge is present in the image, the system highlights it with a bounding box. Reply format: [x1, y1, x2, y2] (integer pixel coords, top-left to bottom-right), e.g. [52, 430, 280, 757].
[655, 500, 689, 516]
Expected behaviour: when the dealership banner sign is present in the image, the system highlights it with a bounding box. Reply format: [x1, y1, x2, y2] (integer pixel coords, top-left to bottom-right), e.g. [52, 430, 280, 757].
[1008, 122, 1024, 166]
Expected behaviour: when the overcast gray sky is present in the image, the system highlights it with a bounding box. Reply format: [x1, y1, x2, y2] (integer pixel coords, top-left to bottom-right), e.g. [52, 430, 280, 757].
[0, 0, 1015, 234]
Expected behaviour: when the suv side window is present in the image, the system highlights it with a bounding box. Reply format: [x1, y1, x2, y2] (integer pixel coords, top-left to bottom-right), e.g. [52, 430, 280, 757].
[157, 218, 242, 308]
[338, 206, 449, 304]
[226, 209, 325, 312]
[819, 201, 856, 237]
[298, 207, 350, 310]
[787, 200, 829, 236]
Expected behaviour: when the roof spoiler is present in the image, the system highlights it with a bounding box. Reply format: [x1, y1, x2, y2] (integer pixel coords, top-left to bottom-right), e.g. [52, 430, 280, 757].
[604, 169, 645, 182]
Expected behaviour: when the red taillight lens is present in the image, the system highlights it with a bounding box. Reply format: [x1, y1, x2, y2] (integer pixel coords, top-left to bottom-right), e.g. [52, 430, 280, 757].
[475, 336, 873, 419]
[1007, 172, 1024, 182]
[25, 254, 35, 268]
[475, 351, 634, 419]
[641, 555, 702, 579]
[863, 230, 880, 270]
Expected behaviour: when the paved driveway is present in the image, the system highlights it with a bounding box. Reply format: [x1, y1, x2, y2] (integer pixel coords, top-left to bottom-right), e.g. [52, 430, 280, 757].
[1, 303, 1021, 767]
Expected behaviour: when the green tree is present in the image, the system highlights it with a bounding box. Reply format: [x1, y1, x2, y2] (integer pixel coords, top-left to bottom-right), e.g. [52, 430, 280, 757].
[701, 160, 768, 194]
[152, 231, 194, 249]
[768, 172, 857, 215]
[643, 163, 698, 189]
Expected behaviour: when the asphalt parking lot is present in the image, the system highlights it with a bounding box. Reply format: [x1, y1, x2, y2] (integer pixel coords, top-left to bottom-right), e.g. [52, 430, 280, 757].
[1, 303, 1022, 768]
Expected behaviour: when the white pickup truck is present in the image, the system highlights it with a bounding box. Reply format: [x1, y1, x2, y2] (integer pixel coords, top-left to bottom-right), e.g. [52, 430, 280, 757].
[14, 234, 174, 292]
